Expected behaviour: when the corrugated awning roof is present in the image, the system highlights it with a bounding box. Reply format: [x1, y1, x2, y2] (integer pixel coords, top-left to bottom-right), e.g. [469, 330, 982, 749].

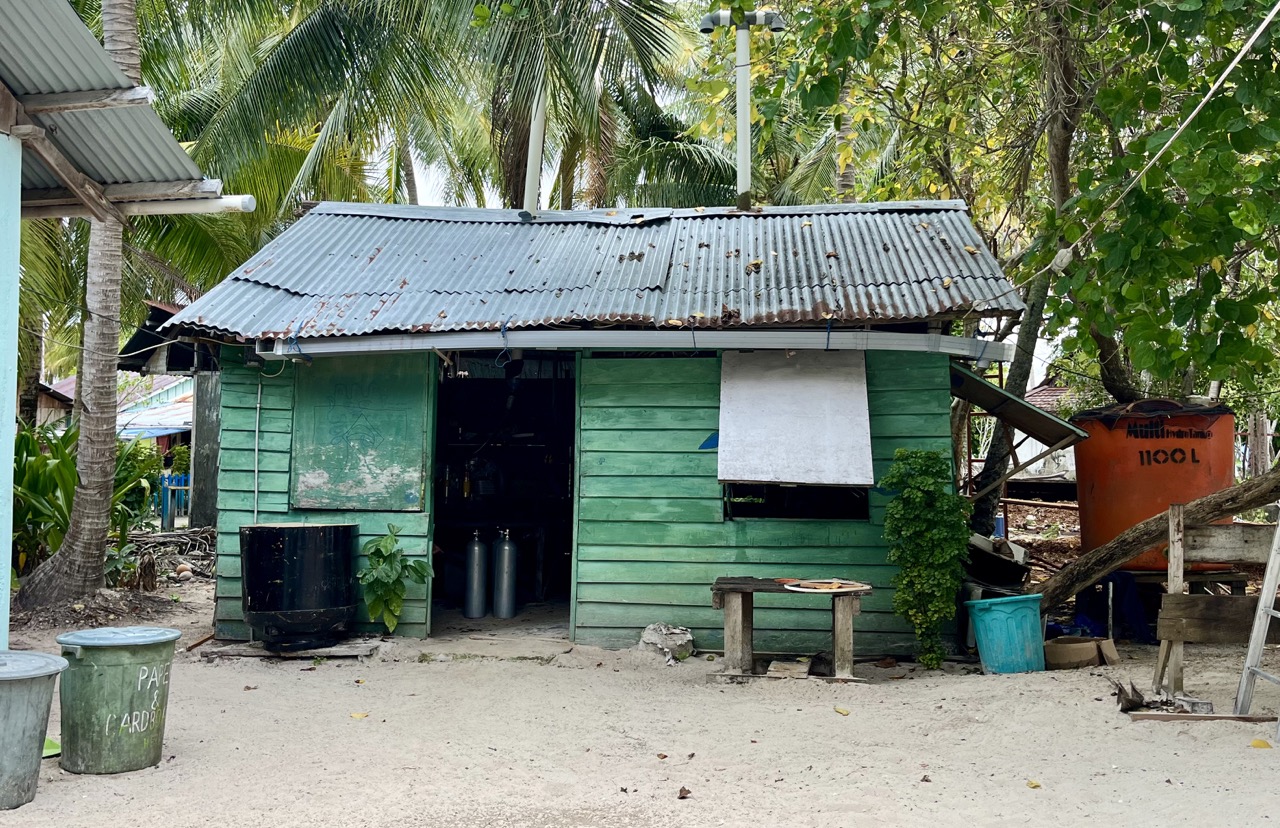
[166, 200, 1025, 338]
[0, 0, 223, 218]
[949, 363, 1088, 448]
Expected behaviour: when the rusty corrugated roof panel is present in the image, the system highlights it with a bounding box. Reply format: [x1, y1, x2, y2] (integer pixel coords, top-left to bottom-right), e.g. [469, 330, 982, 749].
[167, 200, 1024, 339]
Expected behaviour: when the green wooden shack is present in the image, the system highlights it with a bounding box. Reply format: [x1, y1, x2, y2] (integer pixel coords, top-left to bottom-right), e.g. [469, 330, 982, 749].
[166, 200, 1045, 655]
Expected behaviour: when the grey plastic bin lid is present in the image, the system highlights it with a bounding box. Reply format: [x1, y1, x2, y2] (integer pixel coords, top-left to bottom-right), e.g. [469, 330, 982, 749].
[0, 651, 69, 681]
[56, 626, 182, 648]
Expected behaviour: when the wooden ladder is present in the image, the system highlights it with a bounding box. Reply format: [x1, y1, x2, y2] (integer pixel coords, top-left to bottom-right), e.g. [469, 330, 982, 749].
[1233, 517, 1280, 736]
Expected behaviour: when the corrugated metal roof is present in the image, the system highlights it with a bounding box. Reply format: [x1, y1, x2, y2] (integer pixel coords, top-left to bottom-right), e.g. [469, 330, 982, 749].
[0, 0, 205, 195]
[168, 200, 1025, 338]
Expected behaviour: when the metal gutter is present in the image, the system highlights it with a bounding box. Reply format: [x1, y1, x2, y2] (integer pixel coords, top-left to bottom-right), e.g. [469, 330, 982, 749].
[264, 329, 1014, 362]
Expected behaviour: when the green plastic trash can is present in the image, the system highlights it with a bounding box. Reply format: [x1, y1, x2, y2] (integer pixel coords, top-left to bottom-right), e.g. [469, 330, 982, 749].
[0, 651, 68, 809]
[56, 627, 181, 774]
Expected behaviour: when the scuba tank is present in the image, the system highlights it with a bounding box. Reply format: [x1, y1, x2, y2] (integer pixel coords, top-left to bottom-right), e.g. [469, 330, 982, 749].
[493, 529, 518, 619]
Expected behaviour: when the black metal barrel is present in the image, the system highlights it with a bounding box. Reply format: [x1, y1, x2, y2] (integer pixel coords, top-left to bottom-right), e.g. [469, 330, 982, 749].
[240, 523, 357, 651]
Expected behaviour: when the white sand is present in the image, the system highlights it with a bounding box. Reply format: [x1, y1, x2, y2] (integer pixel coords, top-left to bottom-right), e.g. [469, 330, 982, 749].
[9, 587, 1280, 827]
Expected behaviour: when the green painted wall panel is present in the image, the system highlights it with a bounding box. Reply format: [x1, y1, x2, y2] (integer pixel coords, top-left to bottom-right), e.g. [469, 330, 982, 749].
[580, 357, 720, 386]
[581, 451, 718, 477]
[580, 407, 719, 430]
[576, 544, 896, 566]
[576, 560, 897, 588]
[578, 497, 723, 523]
[578, 475, 723, 499]
[581, 382, 720, 408]
[579, 429, 718, 453]
[571, 350, 954, 657]
[290, 353, 431, 511]
[577, 519, 883, 547]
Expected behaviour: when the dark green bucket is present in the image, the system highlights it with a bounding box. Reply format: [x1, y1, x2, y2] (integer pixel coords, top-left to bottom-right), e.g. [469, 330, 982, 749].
[56, 627, 181, 774]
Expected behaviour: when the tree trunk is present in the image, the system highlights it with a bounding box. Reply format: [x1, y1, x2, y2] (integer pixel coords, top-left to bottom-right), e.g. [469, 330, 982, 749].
[1090, 324, 1143, 403]
[969, 269, 1051, 533]
[19, 218, 125, 607]
[1036, 465, 1280, 610]
[834, 75, 858, 202]
[1247, 410, 1273, 479]
[555, 132, 579, 209]
[19, 0, 137, 607]
[16, 317, 41, 425]
[398, 136, 419, 205]
[102, 0, 141, 84]
[969, 2, 1088, 533]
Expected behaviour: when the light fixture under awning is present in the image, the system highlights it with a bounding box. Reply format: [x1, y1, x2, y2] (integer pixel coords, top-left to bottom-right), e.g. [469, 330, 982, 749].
[949, 362, 1089, 500]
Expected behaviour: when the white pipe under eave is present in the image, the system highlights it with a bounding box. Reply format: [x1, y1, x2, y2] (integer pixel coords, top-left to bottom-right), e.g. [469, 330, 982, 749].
[21, 194, 256, 220]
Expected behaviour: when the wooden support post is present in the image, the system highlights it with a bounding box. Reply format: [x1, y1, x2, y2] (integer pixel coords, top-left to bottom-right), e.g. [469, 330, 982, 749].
[1167, 504, 1186, 695]
[832, 595, 858, 679]
[722, 592, 754, 675]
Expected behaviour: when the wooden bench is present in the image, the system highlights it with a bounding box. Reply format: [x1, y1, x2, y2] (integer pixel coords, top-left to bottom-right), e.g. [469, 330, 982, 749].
[1152, 504, 1277, 695]
[710, 577, 872, 682]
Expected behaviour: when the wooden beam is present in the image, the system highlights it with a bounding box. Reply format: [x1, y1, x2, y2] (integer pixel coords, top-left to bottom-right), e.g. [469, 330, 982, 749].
[1129, 712, 1278, 723]
[18, 86, 153, 115]
[9, 124, 125, 224]
[1185, 523, 1278, 564]
[21, 178, 223, 208]
[1157, 595, 1280, 645]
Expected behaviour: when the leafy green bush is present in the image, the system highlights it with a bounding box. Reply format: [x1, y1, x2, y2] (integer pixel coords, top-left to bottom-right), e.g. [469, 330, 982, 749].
[12, 424, 78, 575]
[169, 444, 191, 475]
[881, 449, 972, 669]
[12, 424, 158, 578]
[115, 439, 162, 517]
[357, 524, 433, 633]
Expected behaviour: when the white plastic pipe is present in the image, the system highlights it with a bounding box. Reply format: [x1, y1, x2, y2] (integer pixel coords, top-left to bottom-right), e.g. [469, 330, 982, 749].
[735, 25, 751, 210]
[21, 194, 256, 220]
[523, 87, 548, 213]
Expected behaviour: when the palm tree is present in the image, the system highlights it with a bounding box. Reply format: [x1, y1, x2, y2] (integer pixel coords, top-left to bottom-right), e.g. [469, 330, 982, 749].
[18, 0, 143, 606]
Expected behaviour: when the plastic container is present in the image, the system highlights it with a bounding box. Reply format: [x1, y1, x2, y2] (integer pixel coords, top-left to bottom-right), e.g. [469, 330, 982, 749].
[964, 594, 1045, 674]
[1072, 400, 1235, 571]
[0, 652, 68, 808]
[56, 626, 181, 774]
[240, 523, 357, 650]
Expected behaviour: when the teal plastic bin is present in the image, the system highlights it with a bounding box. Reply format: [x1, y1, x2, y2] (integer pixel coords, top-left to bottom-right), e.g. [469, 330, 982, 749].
[964, 594, 1045, 674]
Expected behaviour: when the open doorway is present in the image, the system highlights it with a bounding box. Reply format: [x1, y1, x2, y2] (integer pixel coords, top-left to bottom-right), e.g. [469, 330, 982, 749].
[430, 351, 575, 637]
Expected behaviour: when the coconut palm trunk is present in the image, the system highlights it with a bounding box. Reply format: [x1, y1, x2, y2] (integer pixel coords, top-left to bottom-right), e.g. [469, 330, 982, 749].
[19, 1, 137, 607]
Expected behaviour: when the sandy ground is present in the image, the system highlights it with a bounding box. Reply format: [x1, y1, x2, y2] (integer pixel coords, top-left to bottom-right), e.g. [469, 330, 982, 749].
[8, 582, 1280, 827]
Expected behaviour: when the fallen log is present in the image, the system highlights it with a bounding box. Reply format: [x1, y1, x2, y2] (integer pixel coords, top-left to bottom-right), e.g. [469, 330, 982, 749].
[1035, 466, 1280, 610]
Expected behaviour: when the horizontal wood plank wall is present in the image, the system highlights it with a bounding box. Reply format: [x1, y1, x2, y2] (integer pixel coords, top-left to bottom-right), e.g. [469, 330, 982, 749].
[572, 351, 952, 655]
[213, 351, 434, 640]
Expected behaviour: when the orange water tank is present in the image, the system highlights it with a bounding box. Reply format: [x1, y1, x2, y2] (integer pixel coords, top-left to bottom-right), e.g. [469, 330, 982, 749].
[1071, 400, 1235, 571]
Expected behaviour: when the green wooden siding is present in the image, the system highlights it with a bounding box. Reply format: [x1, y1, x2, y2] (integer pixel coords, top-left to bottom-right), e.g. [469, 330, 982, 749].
[572, 352, 953, 655]
[213, 350, 436, 640]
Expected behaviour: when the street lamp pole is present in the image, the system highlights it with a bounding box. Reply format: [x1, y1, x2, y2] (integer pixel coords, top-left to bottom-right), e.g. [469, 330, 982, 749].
[699, 9, 786, 211]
